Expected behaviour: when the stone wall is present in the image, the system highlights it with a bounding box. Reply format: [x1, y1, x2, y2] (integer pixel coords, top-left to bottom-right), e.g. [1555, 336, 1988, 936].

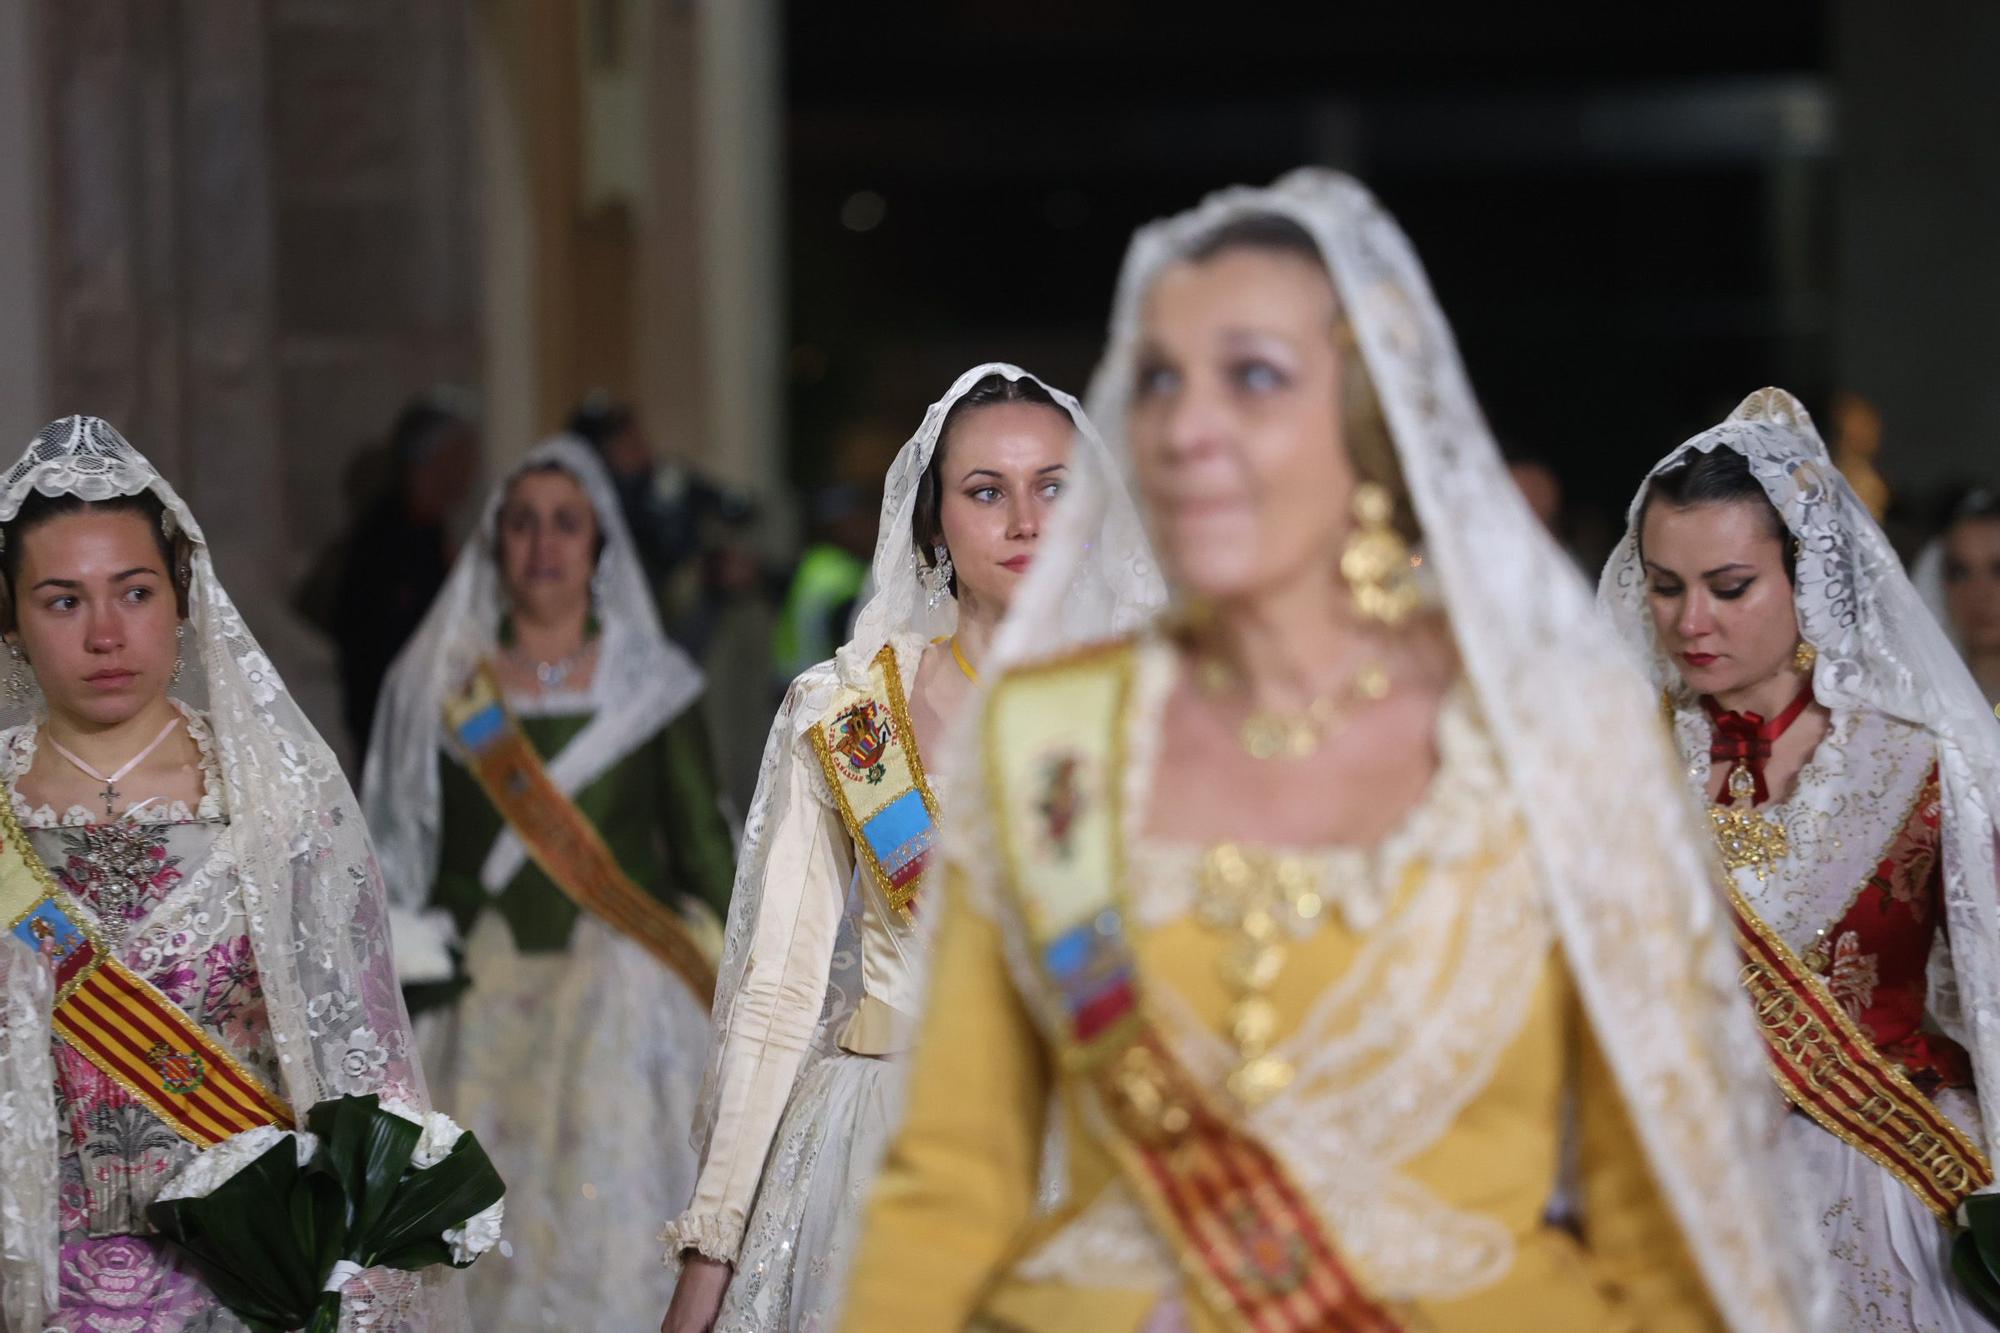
[38, 0, 483, 760]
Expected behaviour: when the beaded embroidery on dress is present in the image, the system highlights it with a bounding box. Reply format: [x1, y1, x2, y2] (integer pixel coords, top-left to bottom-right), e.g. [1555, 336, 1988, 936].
[1015, 649, 1541, 1301]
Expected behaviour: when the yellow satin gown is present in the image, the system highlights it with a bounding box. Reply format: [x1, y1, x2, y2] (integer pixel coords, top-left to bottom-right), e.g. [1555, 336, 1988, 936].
[840, 673, 1721, 1332]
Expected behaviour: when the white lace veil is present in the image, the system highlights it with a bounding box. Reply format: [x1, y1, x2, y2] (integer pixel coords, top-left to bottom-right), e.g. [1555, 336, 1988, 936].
[966, 170, 1820, 1329]
[691, 363, 1160, 1154]
[361, 435, 705, 923]
[0, 417, 451, 1330]
[1600, 388, 2000, 1180]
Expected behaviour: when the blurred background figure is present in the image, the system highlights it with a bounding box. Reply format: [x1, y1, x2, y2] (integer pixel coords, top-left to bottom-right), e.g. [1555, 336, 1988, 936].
[1508, 455, 1564, 535]
[1916, 489, 2000, 711]
[332, 389, 482, 761]
[568, 391, 752, 637]
[771, 482, 873, 684]
[1831, 390, 1890, 520]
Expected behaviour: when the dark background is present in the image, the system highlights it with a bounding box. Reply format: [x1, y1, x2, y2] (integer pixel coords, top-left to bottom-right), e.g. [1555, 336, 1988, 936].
[782, 4, 1852, 560]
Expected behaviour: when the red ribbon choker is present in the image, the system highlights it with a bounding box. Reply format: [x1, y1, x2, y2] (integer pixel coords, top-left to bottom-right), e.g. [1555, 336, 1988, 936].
[1702, 682, 1816, 806]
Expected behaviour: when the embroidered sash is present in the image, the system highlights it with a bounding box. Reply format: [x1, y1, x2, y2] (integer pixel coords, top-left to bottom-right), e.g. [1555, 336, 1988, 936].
[445, 665, 716, 1003]
[1730, 885, 1991, 1220]
[807, 644, 942, 921]
[0, 796, 292, 1147]
[986, 641, 1401, 1333]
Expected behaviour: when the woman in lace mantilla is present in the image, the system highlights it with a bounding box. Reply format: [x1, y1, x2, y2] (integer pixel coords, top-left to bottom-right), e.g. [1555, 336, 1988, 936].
[362, 437, 734, 1333]
[1913, 489, 2000, 715]
[839, 172, 1821, 1333]
[0, 417, 448, 1333]
[1602, 392, 2000, 1332]
[660, 365, 1158, 1333]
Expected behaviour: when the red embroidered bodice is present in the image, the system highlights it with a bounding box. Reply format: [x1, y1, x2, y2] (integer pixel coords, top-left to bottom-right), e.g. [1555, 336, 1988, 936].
[1810, 764, 1969, 1093]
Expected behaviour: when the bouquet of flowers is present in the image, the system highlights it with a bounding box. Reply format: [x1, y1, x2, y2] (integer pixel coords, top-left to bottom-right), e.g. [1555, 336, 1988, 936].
[146, 1094, 505, 1333]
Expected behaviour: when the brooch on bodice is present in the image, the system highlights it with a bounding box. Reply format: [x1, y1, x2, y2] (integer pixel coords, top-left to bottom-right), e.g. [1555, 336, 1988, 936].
[1709, 762, 1789, 879]
[1197, 844, 1328, 1109]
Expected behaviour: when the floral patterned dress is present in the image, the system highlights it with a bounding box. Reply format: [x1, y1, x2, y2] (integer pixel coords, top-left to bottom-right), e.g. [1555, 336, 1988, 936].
[5, 709, 275, 1332]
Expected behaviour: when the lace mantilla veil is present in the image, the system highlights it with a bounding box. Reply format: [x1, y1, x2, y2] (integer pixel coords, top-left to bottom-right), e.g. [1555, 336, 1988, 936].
[1601, 389, 2000, 1189]
[0, 417, 458, 1331]
[362, 435, 705, 939]
[951, 170, 1823, 1330]
[690, 362, 1161, 1157]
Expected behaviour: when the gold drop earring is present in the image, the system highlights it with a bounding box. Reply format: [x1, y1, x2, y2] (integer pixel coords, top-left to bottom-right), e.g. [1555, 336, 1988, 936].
[1793, 640, 1817, 674]
[1339, 482, 1420, 626]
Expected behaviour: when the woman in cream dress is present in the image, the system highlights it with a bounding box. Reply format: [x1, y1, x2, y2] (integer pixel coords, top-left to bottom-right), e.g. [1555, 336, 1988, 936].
[660, 365, 1158, 1333]
[839, 172, 1821, 1332]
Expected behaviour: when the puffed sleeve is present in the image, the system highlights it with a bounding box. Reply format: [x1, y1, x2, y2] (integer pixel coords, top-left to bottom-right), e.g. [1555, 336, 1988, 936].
[1573, 992, 1726, 1332]
[660, 703, 853, 1264]
[838, 869, 1051, 1331]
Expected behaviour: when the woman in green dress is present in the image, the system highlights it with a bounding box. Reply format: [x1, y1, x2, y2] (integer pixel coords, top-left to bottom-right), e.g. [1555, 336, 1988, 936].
[363, 435, 733, 1331]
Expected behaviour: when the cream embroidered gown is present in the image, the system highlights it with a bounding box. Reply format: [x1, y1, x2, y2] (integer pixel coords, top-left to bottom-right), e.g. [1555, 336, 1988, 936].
[662, 632, 936, 1332]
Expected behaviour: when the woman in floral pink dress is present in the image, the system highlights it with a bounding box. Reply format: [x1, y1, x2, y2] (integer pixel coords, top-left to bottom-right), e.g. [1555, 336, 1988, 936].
[0, 419, 446, 1331]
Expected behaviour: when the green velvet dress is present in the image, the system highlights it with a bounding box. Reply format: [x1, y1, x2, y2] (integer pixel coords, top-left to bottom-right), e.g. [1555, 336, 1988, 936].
[408, 706, 735, 1012]
[411, 702, 736, 1330]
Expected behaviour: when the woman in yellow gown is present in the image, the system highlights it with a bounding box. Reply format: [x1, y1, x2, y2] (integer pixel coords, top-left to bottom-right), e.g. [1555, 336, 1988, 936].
[838, 172, 1822, 1332]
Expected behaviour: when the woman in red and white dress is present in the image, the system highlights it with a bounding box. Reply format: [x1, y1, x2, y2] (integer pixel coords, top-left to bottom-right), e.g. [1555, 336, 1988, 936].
[1602, 388, 2000, 1332]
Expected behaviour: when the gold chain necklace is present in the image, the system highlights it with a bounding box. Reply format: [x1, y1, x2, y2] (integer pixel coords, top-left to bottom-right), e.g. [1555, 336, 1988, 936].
[1197, 843, 1328, 1107]
[949, 635, 979, 684]
[1196, 656, 1391, 761]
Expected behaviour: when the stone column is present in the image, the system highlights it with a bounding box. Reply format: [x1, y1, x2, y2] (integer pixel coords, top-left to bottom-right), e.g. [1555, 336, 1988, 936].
[0, 0, 48, 440]
[39, 0, 483, 762]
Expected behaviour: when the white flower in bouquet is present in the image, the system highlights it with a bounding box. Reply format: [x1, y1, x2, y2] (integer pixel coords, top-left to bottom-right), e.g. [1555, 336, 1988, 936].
[155, 1126, 320, 1204]
[442, 1198, 505, 1265]
[374, 1097, 467, 1169]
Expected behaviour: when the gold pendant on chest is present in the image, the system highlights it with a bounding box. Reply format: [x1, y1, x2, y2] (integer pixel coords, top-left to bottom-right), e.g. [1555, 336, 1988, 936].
[1199, 844, 1328, 1108]
[1708, 761, 1788, 878]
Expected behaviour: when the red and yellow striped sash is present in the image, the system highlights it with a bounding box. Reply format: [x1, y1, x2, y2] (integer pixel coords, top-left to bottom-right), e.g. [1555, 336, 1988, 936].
[1730, 885, 1990, 1219]
[0, 797, 292, 1148]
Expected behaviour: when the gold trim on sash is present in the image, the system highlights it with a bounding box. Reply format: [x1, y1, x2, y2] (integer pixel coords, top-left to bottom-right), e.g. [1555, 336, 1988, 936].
[986, 639, 1403, 1333]
[807, 644, 942, 921]
[0, 795, 293, 1148]
[1729, 884, 1990, 1220]
[445, 665, 716, 1003]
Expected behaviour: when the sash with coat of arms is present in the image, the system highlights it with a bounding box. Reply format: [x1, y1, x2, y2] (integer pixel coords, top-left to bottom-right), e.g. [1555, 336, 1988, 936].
[983, 638, 1403, 1333]
[808, 643, 942, 920]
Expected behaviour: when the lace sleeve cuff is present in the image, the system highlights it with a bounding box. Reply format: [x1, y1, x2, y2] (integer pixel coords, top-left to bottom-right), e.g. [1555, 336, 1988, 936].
[659, 1211, 743, 1268]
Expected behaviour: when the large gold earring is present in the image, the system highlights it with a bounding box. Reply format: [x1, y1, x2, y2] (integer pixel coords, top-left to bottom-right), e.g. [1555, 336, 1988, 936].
[1793, 640, 1817, 674]
[1340, 482, 1419, 626]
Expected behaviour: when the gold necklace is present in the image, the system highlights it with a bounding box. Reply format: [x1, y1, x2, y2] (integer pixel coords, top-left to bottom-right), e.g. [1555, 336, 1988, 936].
[1196, 656, 1391, 761]
[1197, 843, 1328, 1107]
[949, 635, 979, 685]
